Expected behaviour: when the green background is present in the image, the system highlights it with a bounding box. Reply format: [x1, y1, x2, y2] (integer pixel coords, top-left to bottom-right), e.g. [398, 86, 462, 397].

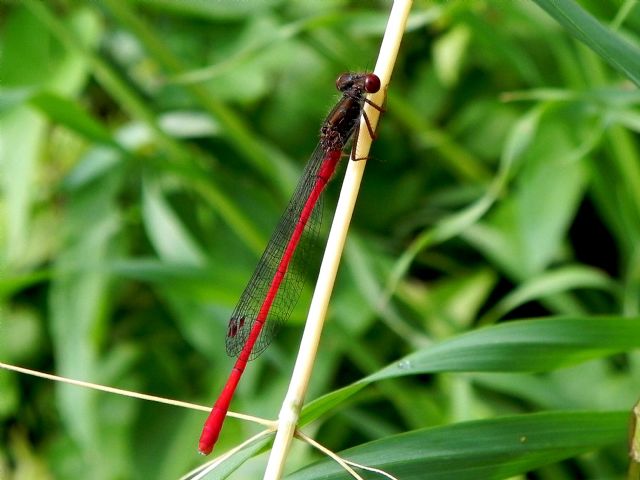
[1, 0, 640, 478]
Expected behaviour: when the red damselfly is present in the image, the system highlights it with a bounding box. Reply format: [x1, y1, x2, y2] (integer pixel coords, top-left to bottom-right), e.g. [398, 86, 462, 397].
[199, 72, 382, 455]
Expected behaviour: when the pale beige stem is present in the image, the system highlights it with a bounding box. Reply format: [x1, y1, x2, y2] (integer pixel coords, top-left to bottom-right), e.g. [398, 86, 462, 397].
[182, 429, 275, 480]
[0, 361, 272, 425]
[297, 430, 399, 480]
[263, 1, 414, 478]
[296, 431, 364, 480]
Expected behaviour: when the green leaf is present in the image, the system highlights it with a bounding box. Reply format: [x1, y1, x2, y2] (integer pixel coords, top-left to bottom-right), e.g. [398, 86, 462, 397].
[433, 25, 470, 87]
[0, 306, 44, 363]
[370, 316, 640, 380]
[0, 108, 46, 265]
[63, 147, 123, 190]
[0, 87, 36, 113]
[29, 92, 118, 147]
[301, 316, 640, 425]
[131, 0, 283, 20]
[288, 411, 628, 480]
[49, 168, 124, 474]
[0, 6, 99, 267]
[465, 106, 591, 278]
[142, 176, 206, 265]
[0, 370, 19, 420]
[201, 435, 273, 479]
[532, 0, 640, 86]
[479, 265, 618, 325]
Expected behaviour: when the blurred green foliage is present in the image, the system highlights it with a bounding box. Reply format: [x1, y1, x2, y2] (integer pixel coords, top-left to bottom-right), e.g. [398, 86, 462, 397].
[1, 0, 640, 479]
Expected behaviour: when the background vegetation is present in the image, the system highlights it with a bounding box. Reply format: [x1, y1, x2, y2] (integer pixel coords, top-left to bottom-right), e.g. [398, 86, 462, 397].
[1, 0, 640, 478]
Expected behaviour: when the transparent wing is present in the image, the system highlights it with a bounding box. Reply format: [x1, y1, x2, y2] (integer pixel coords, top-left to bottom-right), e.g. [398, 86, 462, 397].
[225, 145, 333, 360]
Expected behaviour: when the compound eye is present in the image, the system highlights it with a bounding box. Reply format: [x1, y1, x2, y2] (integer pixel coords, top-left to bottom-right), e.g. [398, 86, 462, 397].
[364, 74, 381, 93]
[336, 72, 352, 91]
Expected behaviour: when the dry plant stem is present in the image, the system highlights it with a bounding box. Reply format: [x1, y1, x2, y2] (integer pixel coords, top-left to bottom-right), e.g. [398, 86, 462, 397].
[263, 1, 413, 478]
[296, 431, 363, 480]
[182, 430, 275, 480]
[629, 401, 640, 480]
[297, 430, 399, 480]
[341, 461, 399, 480]
[0, 361, 272, 426]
